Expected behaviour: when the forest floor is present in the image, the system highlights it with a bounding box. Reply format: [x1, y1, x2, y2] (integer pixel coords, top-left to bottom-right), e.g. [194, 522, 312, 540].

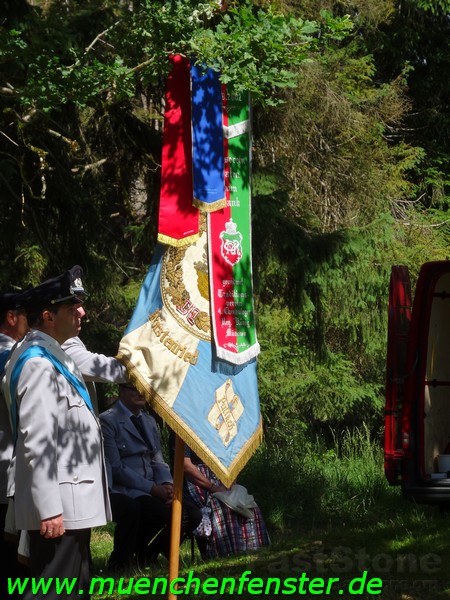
[90, 502, 450, 600]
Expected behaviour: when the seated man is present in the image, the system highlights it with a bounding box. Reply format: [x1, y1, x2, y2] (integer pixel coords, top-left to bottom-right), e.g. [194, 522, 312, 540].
[105, 457, 141, 570]
[99, 384, 201, 565]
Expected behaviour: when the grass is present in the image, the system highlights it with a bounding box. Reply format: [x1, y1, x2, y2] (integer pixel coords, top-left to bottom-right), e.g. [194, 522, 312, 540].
[89, 429, 450, 599]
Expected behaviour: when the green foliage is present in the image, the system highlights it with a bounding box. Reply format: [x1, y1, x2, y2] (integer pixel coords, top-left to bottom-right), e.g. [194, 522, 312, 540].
[249, 3, 450, 445]
[1, 1, 353, 112]
[367, 0, 450, 212]
[14, 245, 48, 286]
[0, 27, 27, 58]
[254, 219, 394, 442]
[3, 9, 450, 583]
[1, 0, 450, 455]
[417, 0, 450, 14]
[238, 426, 397, 531]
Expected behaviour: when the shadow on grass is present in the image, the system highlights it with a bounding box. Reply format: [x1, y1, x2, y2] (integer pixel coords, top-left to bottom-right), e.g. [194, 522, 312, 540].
[90, 434, 450, 599]
[91, 500, 450, 600]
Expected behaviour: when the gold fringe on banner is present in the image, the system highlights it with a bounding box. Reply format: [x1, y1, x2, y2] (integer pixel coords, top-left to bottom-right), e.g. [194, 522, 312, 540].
[116, 353, 263, 489]
[192, 196, 227, 213]
[156, 232, 200, 248]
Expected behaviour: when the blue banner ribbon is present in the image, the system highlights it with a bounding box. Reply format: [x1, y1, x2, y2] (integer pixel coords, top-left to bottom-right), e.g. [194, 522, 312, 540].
[191, 63, 226, 210]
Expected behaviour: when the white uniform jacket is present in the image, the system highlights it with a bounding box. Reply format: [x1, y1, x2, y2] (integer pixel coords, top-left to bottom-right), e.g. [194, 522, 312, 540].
[62, 336, 128, 414]
[4, 330, 112, 531]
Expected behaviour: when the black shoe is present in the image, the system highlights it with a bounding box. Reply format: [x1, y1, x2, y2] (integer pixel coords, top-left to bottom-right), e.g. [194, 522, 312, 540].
[108, 554, 132, 571]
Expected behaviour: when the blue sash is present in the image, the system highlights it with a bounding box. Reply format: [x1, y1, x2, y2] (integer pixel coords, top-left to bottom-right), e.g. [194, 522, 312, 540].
[9, 345, 93, 440]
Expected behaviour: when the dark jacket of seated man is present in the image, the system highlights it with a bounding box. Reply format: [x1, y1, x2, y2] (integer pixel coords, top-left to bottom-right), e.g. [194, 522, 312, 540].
[99, 384, 201, 563]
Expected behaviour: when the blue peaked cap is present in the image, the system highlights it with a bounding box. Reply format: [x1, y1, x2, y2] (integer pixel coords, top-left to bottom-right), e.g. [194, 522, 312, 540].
[17, 265, 87, 312]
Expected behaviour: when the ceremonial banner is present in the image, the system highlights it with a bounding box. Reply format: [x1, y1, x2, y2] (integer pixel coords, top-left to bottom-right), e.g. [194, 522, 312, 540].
[118, 217, 262, 487]
[208, 88, 260, 364]
[157, 55, 199, 247]
[191, 64, 226, 212]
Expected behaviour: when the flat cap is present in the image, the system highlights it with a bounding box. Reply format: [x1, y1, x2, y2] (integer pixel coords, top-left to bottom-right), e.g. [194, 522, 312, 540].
[0, 292, 24, 313]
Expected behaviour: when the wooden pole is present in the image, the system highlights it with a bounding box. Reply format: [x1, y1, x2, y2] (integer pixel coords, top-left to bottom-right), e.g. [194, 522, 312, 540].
[168, 434, 185, 600]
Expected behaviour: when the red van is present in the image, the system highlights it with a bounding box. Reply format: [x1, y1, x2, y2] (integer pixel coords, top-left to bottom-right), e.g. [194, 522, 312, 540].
[384, 261, 450, 503]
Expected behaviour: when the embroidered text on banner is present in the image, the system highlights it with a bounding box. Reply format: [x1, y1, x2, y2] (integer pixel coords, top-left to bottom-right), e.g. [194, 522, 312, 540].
[208, 87, 260, 365]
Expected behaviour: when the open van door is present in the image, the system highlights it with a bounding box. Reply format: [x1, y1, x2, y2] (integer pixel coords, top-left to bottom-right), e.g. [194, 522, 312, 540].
[400, 261, 450, 503]
[384, 265, 412, 484]
[384, 261, 450, 504]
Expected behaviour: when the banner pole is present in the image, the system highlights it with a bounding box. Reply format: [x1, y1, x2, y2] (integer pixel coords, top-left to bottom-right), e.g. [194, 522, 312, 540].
[168, 434, 185, 600]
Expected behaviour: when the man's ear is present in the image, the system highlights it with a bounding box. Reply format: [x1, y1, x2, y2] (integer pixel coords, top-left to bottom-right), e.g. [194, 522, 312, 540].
[42, 309, 54, 323]
[6, 309, 17, 327]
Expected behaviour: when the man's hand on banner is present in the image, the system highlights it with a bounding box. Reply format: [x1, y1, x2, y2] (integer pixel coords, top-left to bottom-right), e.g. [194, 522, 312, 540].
[152, 483, 174, 504]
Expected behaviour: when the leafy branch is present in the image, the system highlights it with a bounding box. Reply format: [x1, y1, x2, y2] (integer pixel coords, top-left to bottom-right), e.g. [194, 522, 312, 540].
[1, 0, 353, 112]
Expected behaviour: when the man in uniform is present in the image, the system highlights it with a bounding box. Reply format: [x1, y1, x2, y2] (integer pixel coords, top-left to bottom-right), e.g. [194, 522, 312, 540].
[100, 383, 202, 565]
[0, 292, 29, 597]
[3, 266, 111, 599]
